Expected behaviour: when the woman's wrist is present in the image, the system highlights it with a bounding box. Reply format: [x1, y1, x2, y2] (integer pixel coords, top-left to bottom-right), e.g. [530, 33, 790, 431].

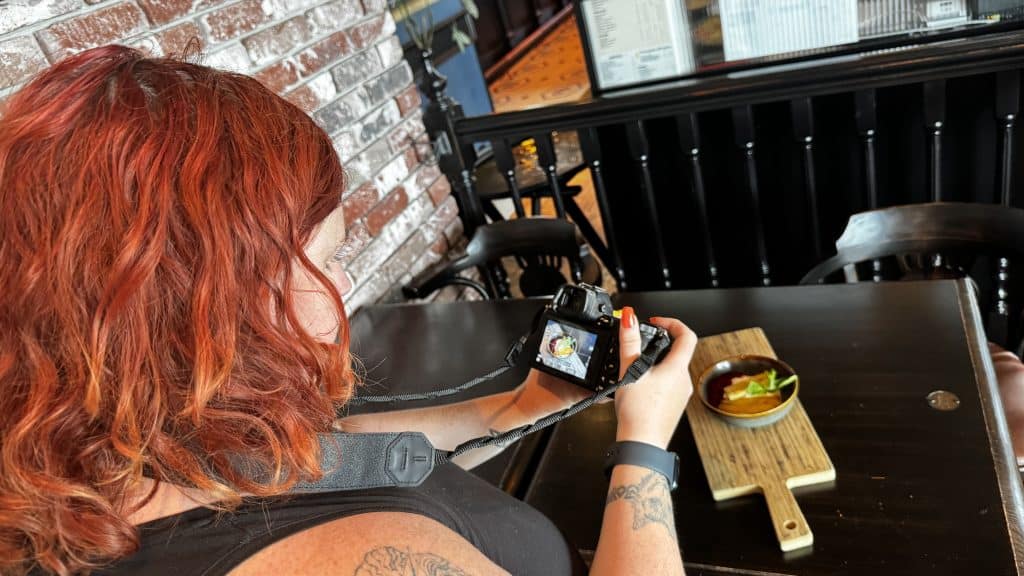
[615, 426, 671, 450]
[515, 385, 567, 419]
[515, 374, 577, 418]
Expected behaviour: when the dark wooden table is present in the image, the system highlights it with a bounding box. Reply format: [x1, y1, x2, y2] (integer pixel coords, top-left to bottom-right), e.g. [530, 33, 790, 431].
[527, 279, 1024, 575]
[350, 280, 1024, 575]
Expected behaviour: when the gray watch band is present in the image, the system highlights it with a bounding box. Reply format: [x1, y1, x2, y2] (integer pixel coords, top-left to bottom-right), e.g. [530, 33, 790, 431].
[604, 441, 679, 491]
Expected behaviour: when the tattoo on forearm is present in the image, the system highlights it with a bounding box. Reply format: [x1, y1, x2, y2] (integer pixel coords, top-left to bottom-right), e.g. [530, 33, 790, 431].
[354, 546, 471, 576]
[606, 471, 678, 539]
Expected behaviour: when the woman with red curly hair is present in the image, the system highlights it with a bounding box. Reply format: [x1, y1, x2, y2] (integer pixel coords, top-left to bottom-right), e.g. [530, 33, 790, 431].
[0, 46, 697, 575]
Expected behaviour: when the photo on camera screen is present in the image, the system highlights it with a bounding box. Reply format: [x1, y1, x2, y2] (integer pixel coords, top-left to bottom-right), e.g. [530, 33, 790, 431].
[537, 319, 599, 380]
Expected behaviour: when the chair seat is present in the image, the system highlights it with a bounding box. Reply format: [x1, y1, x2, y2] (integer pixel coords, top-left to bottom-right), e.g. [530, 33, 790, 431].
[473, 155, 588, 200]
[518, 265, 570, 298]
[516, 246, 603, 298]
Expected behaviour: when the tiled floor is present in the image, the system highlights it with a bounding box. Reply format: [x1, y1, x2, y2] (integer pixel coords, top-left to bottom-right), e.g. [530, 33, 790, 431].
[485, 16, 617, 294]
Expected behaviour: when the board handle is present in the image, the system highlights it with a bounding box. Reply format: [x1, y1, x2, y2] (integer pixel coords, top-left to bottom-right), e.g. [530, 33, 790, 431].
[761, 481, 813, 552]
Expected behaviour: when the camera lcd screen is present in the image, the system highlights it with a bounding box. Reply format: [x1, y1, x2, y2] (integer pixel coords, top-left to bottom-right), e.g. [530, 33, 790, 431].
[537, 319, 599, 380]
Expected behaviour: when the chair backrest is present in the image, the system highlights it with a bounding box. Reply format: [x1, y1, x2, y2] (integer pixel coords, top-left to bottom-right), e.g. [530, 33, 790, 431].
[401, 217, 584, 301]
[801, 202, 1024, 349]
[801, 203, 1024, 284]
[452, 218, 581, 270]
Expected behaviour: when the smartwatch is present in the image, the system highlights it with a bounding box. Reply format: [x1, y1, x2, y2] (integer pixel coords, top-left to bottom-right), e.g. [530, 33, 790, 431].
[604, 441, 679, 491]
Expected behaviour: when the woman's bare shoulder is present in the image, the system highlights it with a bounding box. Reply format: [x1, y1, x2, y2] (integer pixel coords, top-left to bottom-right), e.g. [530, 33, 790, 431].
[227, 511, 511, 576]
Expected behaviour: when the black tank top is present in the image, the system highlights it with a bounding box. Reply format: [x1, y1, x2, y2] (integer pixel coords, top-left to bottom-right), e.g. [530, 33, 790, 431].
[89, 463, 586, 576]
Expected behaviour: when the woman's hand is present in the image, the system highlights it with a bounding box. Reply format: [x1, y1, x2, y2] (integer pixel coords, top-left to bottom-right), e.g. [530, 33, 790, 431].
[613, 307, 697, 449]
[990, 342, 1024, 465]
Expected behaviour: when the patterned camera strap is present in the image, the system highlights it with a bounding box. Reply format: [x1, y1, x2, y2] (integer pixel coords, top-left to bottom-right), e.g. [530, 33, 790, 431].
[284, 334, 664, 494]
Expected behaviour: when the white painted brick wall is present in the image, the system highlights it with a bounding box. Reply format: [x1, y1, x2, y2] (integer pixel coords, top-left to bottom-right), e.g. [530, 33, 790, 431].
[0, 0, 465, 314]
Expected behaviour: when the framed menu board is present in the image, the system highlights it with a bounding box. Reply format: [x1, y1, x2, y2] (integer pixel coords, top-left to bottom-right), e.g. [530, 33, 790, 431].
[576, 0, 696, 93]
[718, 0, 858, 61]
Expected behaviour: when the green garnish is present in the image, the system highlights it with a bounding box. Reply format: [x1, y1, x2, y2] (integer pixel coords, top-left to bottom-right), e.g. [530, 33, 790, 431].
[741, 369, 798, 398]
[745, 381, 767, 396]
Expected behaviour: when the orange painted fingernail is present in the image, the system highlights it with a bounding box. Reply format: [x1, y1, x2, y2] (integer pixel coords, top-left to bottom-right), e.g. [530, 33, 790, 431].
[623, 306, 636, 329]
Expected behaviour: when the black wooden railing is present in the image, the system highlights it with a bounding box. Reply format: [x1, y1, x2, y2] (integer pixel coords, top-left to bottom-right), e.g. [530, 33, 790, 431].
[431, 27, 1024, 305]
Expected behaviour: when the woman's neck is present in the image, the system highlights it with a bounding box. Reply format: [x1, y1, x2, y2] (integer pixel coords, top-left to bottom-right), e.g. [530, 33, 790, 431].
[124, 478, 219, 525]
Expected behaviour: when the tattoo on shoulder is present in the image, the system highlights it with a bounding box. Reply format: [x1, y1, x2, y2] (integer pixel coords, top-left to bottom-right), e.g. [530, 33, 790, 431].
[606, 471, 677, 539]
[354, 546, 472, 576]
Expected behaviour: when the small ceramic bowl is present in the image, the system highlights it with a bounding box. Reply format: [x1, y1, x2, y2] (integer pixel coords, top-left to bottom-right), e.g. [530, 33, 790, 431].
[697, 355, 799, 428]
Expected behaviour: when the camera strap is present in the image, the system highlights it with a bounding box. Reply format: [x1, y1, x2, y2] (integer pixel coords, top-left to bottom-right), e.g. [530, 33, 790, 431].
[285, 332, 665, 494]
[343, 333, 530, 407]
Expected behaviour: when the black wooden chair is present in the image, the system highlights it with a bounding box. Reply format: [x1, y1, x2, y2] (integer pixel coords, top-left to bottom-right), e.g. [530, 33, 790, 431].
[800, 202, 1024, 349]
[402, 217, 601, 300]
[406, 130, 601, 300]
[471, 137, 588, 224]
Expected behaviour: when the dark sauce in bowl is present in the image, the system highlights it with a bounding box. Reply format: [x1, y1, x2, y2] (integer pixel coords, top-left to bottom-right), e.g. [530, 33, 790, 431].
[705, 371, 744, 408]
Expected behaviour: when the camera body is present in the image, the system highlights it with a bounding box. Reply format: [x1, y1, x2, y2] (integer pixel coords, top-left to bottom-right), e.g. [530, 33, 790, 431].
[530, 283, 672, 392]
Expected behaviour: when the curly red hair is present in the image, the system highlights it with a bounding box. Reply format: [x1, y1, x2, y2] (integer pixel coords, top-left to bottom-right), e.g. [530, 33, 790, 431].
[0, 46, 354, 574]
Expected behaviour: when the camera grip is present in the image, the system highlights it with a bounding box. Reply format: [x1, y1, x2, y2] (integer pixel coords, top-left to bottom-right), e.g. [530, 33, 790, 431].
[639, 322, 673, 365]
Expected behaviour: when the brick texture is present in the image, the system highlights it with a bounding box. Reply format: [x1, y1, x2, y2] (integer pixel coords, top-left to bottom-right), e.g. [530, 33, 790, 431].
[366, 185, 408, 235]
[361, 0, 388, 15]
[343, 182, 380, 223]
[0, 0, 462, 313]
[137, 0, 194, 26]
[154, 21, 204, 55]
[414, 163, 443, 194]
[37, 2, 149, 59]
[0, 36, 50, 90]
[360, 61, 412, 109]
[314, 95, 361, 135]
[201, 0, 270, 44]
[242, 16, 313, 66]
[345, 139, 392, 187]
[377, 35, 403, 68]
[422, 195, 459, 243]
[203, 43, 251, 72]
[0, 0, 80, 36]
[373, 152, 410, 193]
[427, 176, 452, 206]
[387, 110, 425, 153]
[308, 0, 362, 32]
[331, 49, 381, 91]
[254, 60, 300, 93]
[356, 100, 401, 147]
[295, 31, 352, 78]
[332, 130, 358, 161]
[347, 14, 385, 50]
[394, 84, 420, 115]
[284, 73, 336, 112]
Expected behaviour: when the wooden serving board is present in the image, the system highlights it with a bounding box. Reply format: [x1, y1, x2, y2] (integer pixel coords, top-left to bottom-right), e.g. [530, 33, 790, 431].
[687, 328, 835, 552]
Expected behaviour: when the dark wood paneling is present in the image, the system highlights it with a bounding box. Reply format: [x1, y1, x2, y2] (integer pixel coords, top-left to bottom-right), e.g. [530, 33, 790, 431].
[501, 0, 538, 48]
[473, 0, 509, 72]
[473, 0, 568, 72]
[531, 0, 561, 22]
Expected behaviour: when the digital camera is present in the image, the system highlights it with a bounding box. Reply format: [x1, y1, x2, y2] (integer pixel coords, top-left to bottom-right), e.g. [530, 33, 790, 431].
[530, 283, 672, 392]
